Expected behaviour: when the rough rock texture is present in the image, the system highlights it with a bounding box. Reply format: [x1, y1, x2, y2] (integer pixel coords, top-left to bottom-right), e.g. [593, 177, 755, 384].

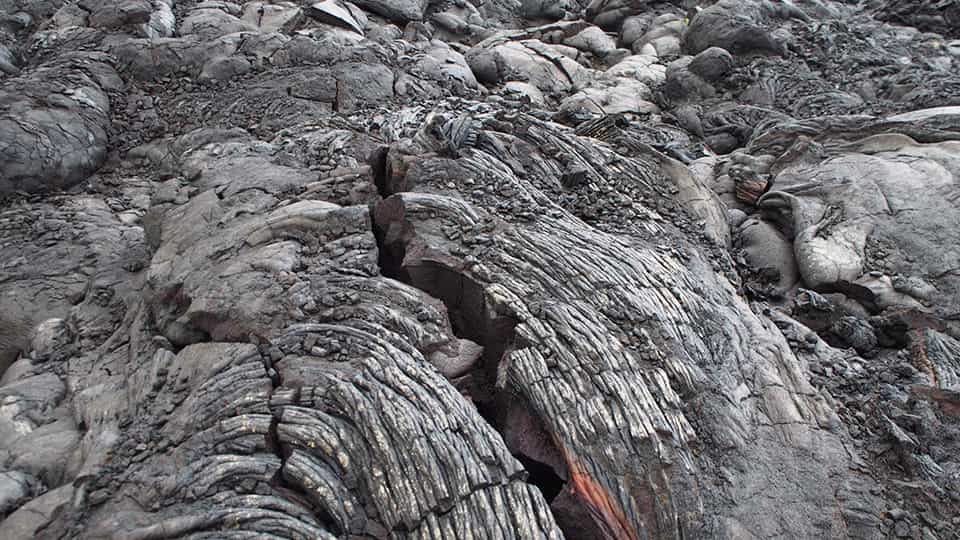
[0, 52, 119, 193]
[2, 0, 960, 538]
[0, 196, 145, 374]
[351, 0, 427, 22]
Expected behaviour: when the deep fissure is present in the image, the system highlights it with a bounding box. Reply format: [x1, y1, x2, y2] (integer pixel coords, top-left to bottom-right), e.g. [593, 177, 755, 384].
[371, 193, 604, 536]
[516, 454, 565, 501]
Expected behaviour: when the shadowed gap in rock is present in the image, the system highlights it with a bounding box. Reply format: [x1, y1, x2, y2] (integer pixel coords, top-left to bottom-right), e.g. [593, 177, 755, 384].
[515, 454, 564, 502]
[373, 216, 608, 537]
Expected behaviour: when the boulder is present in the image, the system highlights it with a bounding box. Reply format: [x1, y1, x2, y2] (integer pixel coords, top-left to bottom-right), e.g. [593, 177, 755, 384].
[521, 0, 573, 21]
[180, 7, 257, 40]
[350, 0, 426, 22]
[563, 26, 616, 57]
[756, 129, 960, 315]
[0, 485, 73, 537]
[413, 42, 479, 91]
[559, 77, 658, 119]
[737, 217, 801, 294]
[466, 40, 593, 96]
[688, 46, 734, 82]
[0, 53, 116, 193]
[241, 1, 303, 33]
[619, 14, 648, 48]
[83, 0, 152, 28]
[682, 0, 784, 56]
[199, 54, 252, 82]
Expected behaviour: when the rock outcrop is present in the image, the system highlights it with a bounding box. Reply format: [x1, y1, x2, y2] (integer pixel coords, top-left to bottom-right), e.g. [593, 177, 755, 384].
[1, 0, 960, 538]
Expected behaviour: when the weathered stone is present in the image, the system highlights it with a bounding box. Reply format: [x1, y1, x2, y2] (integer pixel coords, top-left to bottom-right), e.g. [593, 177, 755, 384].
[241, 1, 303, 32]
[199, 54, 251, 82]
[84, 0, 152, 28]
[350, 0, 426, 22]
[0, 485, 73, 537]
[180, 7, 257, 40]
[688, 46, 734, 82]
[0, 54, 115, 193]
[466, 39, 593, 96]
[683, 0, 784, 56]
[563, 26, 616, 56]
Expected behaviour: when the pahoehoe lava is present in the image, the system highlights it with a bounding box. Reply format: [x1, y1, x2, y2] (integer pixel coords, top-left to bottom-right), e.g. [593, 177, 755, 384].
[1, 0, 960, 538]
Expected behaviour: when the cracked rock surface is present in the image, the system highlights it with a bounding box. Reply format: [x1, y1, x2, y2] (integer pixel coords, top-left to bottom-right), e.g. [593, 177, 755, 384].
[2, 0, 960, 538]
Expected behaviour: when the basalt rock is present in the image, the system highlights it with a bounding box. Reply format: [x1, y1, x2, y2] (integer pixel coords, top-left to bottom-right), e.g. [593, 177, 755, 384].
[2, 0, 960, 537]
[351, 0, 427, 22]
[754, 123, 960, 323]
[873, 0, 960, 39]
[682, 0, 786, 56]
[0, 52, 118, 194]
[0, 196, 144, 375]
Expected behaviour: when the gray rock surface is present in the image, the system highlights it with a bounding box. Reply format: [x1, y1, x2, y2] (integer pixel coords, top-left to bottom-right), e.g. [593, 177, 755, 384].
[0, 53, 118, 193]
[351, 0, 427, 22]
[682, 0, 786, 56]
[0, 196, 144, 374]
[1, 0, 960, 537]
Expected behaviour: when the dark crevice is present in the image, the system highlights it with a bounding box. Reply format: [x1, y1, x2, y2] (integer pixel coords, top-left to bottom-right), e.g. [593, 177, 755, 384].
[371, 177, 586, 536]
[552, 489, 608, 540]
[371, 207, 590, 537]
[0, 355, 14, 380]
[473, 397, 501, 429]
[515, 454, 565, 502]
[255, 340, 287, 461]
[405, 261, 519, 411]
[369, 145, 391, 199]
[378, 230, 518, 418]
[373, 217, 410, 284]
